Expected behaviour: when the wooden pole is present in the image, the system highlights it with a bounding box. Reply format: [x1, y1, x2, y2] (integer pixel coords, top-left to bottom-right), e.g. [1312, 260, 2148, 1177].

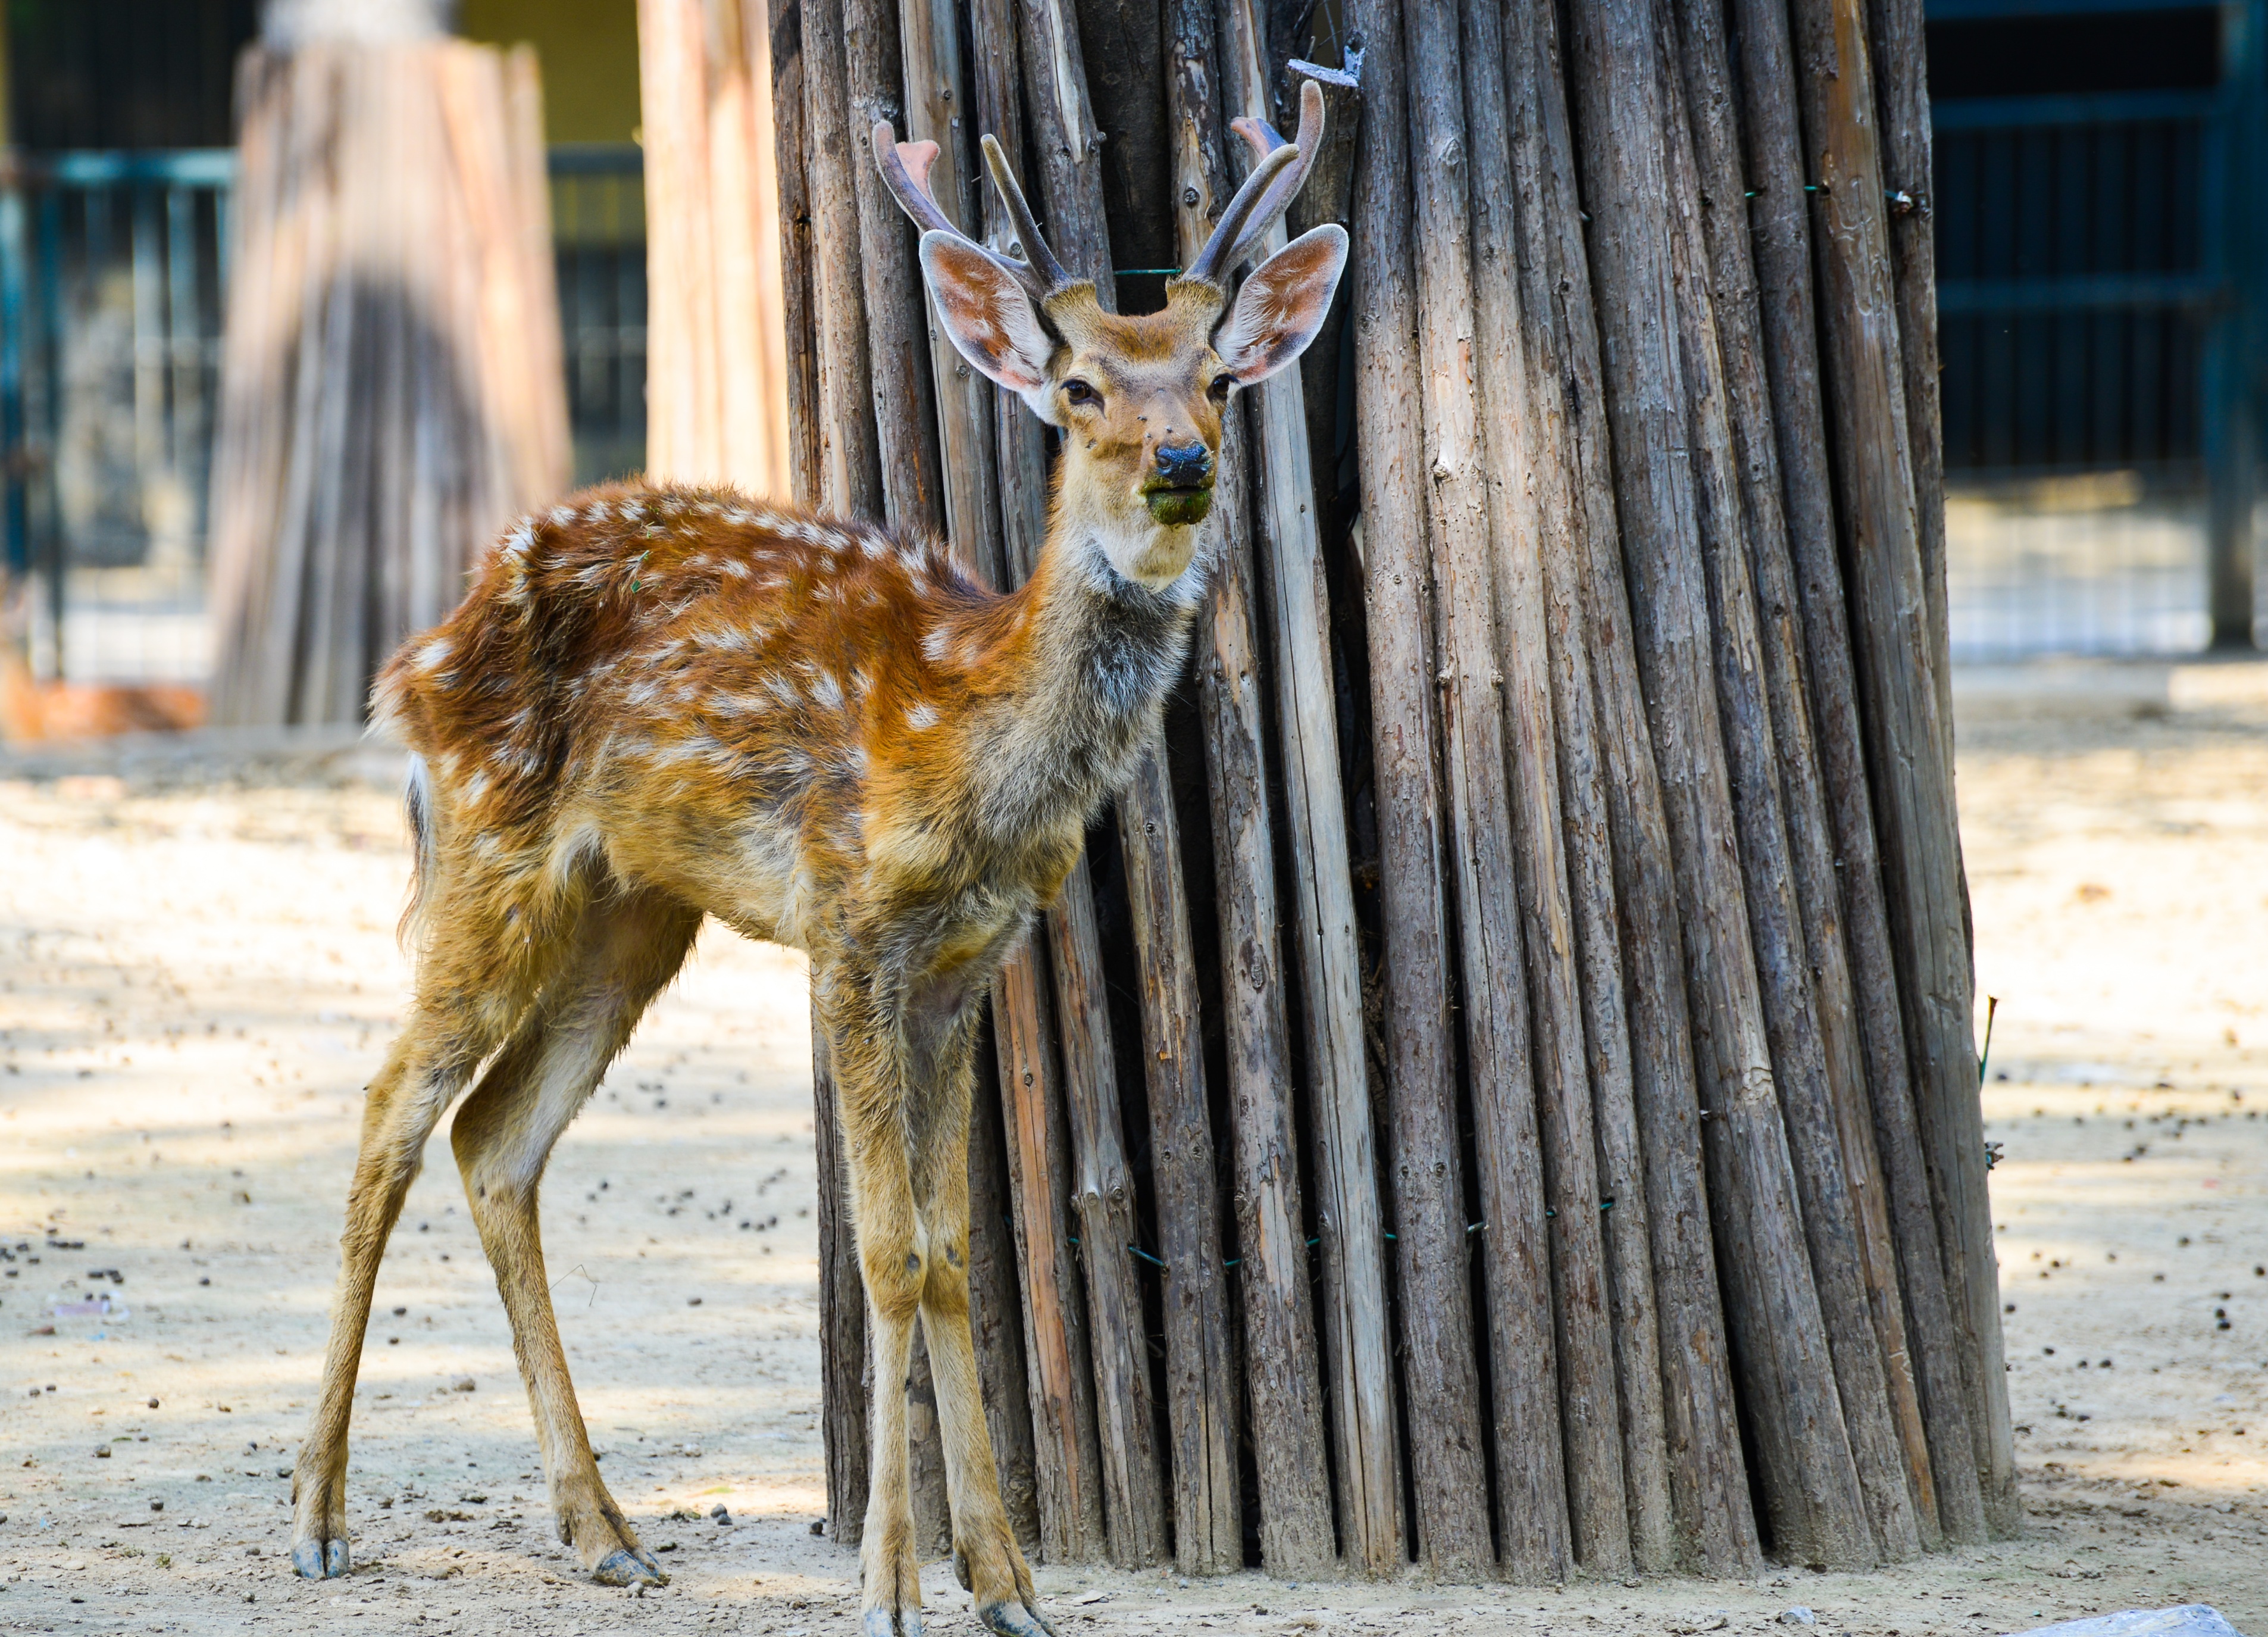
[1559, 0, 1876, 1571]
[1654, 2, 1920, 1563]
[1223, 0, 1405, 1580]
[964, 0, 1049, 578]
[994, 933, 1112, 1562]
[1119, 752, 1246, 1576]
[843, 0, 944, 532]
[1072, 0, 1171, 270]
[799, 0, 884, 517]
[1722, 0, 1986, 1549]
[770, 0, 822, 507]
[1166, 0, 1337, 1576]
[967, 1020, 1043, 1551]
[1406, 0, 1596, 1576]
[1672, 0, 1943, 1550]
[1504, 0, 1760, 1575]
[1464, 0, 1675, 1576]
[1050, 858, 1170, 1568]
[964, 0, 1162, 1567]
[1786, 0, 2018, 1539]
[1864, 0, 1959, 764]
[894, 0, 1003, 564]
[1335, 0, 1432, 1579]
[811, 1010, 872, 1546]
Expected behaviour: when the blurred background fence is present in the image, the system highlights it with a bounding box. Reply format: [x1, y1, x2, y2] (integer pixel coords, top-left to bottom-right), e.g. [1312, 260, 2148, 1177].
[0, 0, 647, 699]
[1, 0, 2266, 699]
[1932, 0, 2266, 658]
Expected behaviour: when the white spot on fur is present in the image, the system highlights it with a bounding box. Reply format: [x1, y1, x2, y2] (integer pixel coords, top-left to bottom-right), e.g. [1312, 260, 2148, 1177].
[417, 636, 453, 672]
[906, 701, 939, 731]
[921, 626, 951, 664]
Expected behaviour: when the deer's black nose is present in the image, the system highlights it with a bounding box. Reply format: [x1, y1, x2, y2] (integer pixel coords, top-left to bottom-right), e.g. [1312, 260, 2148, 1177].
[1155, 442, 1213, 486]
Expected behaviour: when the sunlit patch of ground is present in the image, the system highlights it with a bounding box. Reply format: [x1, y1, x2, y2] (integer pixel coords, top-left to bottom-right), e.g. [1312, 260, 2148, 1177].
[2, 696, 2266, 1635]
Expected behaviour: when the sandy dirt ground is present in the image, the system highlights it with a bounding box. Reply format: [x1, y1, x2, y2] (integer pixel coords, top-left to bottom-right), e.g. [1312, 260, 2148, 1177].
[1, 686, 2265, 1637]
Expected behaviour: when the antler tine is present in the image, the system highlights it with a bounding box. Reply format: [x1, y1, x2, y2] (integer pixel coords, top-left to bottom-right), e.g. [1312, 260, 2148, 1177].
[1220, 78, 1327, 268]
[1184, 79, 1325, 285]
[872, 121, 1056, 304]
[978, 133, 1072, 297]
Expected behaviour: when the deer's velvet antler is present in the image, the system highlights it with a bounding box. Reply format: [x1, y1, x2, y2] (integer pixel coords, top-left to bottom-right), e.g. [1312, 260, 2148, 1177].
[871, 121, 1071, 305]
[1184, 77, 1327, 286]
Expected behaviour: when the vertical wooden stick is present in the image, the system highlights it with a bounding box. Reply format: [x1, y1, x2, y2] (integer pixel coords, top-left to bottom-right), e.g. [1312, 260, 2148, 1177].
[799, 0, 884, 517]
[1670, 0, 1944, 1551]
[1723, 0, 1986, 1549]
[1654, 1, 1920, 1563]
[965, 0, 1049, 577]
[1863, 0, 1957, 770]
[1787, 0, 2017, 1539]
[1224, 0, 1407, 1581]
[994, 929, 1111, 1562]
[1338, 0, 1438, 1579]
[894, 0, 1003, 567]
[966, 1025, 1043, 1551]
[812, 1006, 872, 1547]
[1050, 853, 1170, 1568]
[1166, 0, 1337, 1577]
[769, 0, 822, 507]
[1464, 0, 1676, 1576]
[1505, 0, 1760, 1574]
[1407, 0, 1599, 1576]
[842, 0, 944, 532]
[1014, 0, 1243, 1574]
[1120, 751, 1246, 1576]
[1559, 0, 1876, 1570]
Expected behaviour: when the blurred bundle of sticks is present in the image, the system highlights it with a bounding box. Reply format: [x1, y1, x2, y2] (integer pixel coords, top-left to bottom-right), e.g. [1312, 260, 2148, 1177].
[206, 11, 569, 728]
[693, 0, 2011, 1580]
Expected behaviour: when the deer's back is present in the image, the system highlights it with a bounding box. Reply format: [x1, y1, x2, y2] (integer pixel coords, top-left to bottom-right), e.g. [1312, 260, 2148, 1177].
[372, 482, 1039, 957]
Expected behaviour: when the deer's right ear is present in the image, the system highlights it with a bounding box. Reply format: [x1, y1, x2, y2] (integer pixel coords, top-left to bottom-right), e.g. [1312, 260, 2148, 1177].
[919, 232, 1055, 407]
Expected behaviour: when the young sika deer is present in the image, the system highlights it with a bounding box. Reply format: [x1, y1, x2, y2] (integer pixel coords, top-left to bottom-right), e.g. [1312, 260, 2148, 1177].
[289, 86, 1343, 1636]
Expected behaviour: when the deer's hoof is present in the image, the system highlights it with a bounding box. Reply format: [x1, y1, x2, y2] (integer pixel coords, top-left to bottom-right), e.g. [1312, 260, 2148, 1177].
[289, 1535, 349, 1579]
[977, 1597, 1056, 1637]
[593, 1547, 668, 1588]
[863, 1608, 924, 1637]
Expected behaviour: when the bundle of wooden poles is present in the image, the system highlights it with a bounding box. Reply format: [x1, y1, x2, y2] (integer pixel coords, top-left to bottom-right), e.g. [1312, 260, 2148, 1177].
[209, 21, 568, 728]
[764, 0, 2012, 1581]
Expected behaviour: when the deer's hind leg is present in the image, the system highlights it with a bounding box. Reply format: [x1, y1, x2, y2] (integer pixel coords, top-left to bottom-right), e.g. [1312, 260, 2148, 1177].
[292, 883, 554, 1580]
[447, 883, 701, 1588]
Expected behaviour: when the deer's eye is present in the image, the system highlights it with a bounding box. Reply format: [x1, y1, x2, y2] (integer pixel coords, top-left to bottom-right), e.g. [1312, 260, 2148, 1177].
[1207, 374, 1234, 403]
[1062, 378, 1101, 409]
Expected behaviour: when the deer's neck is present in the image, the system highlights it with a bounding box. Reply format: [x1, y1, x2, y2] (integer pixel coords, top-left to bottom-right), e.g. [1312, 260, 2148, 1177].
[967, 521, 1206, 843]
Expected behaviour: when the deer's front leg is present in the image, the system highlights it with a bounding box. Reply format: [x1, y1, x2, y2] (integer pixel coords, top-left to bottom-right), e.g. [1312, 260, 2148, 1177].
[909, 996, 1055, 1637]
[826, 969, 928, 1637]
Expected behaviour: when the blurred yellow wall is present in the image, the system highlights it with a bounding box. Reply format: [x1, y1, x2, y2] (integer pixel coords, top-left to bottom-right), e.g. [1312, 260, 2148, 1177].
[459, 0, 641, 144]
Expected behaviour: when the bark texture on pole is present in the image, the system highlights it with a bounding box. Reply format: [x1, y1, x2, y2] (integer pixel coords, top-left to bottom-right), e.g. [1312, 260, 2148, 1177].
[1168, 0, 1338, 1576]
[1560, 0, 1876, 1571]
[1506, 0, 1760, 1574]
[1787, 0, 2017, 1539]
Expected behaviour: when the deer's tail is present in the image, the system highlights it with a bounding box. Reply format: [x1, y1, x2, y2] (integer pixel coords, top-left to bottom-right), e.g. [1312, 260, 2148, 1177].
[399, 751, 438, 952]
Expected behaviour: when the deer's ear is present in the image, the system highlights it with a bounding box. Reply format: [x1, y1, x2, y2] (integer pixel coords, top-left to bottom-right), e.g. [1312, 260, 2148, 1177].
[919, 232, 1055, 400]
[1215, 224, 1347, 385]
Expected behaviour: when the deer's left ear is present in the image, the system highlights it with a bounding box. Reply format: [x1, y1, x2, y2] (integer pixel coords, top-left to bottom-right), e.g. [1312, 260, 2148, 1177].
[1214, 224, 1348, 385]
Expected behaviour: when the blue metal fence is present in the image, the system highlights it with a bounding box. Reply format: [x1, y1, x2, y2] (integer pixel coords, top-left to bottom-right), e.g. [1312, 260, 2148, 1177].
[0, 143, 646, 683]
[1929, 0, 2266, 657]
